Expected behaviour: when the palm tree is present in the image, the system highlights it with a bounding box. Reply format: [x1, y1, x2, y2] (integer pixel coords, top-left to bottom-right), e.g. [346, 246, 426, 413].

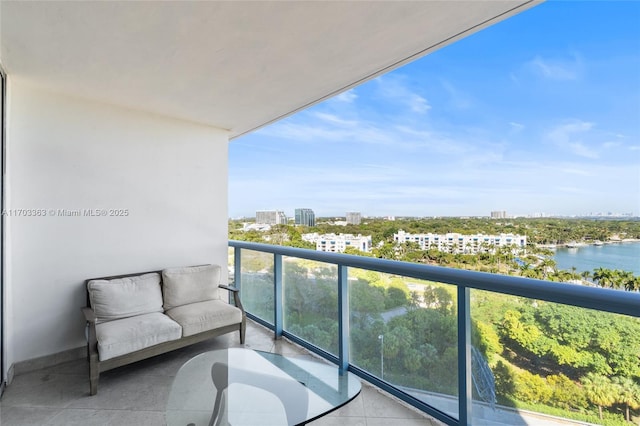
[619, 271, 640, 292]
[581, 270, 592, 285]
[612, 376, 640, 422]
[582, 373, 616, 420]
[593, 267, 614, 289]
[626, 275, 640, 292]
[538, 257, 556, 280]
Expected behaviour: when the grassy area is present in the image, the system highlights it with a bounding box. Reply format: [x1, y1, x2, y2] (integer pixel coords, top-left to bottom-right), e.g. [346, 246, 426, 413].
[508, 400, 629, 426]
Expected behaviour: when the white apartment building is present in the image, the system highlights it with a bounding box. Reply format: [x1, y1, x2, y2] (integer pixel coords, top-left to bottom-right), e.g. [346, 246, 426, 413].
[256, 210, 288, 225]
[394, 230, 527, 254]
[302, 233, 372, 253]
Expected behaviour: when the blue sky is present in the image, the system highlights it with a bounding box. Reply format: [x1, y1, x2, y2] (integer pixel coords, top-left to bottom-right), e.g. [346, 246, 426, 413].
[229, 1, 640, 218]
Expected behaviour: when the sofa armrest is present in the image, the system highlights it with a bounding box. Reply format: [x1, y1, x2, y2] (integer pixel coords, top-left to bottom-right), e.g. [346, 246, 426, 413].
[82, 307, 99, 360]
[82, 307, 97, 324]
[218, 284, 244, 313]
[218, 284, 238, 293]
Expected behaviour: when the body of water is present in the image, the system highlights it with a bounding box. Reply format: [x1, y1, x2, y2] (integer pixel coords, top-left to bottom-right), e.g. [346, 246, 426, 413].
[553, 242, 640, 275]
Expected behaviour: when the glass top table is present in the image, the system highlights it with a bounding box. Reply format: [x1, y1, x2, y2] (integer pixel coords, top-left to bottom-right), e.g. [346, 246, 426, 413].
[166, 348, 361, 426]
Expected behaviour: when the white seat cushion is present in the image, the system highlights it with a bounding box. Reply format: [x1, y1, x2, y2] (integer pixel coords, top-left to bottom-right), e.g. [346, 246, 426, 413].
[166, 300, 242, 337]
[162, 265, 221, 310]
[88, 273, 163, 323]
[96, 312, 182, 361]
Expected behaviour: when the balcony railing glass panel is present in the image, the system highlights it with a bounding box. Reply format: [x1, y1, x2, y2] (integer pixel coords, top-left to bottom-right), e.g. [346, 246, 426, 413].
[282, 258, 339, 355]
[239, 249, 275, 325]
[348, 268, 459, 418]
[470, 289, 640, 425]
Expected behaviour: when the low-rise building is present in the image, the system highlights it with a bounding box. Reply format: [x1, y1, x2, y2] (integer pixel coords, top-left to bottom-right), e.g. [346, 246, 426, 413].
[394, 230, 526, 254]
[302, 233, 372, 253]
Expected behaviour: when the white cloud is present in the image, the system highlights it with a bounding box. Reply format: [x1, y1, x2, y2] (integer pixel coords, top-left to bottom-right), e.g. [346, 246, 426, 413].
[568, 142, 599, 159]
[602, 141, 622, 149]
[526, 53, 583, 81]
[441, 80, 472, 110]
[409, 94, 431, 113]
[509, 122, 525, 132]
[333, 89, 357, 103]
[557, 167, 590, 176]
[376, 75, 431, 114]
[547, 120, 599, 159]
[312, 112, 359, 127]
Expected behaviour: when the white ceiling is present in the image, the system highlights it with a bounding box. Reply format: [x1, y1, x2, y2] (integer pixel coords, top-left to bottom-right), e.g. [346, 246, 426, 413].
[1, 1, 539, 138]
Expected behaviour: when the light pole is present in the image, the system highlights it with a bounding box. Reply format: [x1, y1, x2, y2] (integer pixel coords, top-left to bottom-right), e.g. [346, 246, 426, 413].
[378, 334, 384, 379]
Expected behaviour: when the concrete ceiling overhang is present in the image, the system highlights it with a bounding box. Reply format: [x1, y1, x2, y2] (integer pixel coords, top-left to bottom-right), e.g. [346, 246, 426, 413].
[1, 1, 539, 139]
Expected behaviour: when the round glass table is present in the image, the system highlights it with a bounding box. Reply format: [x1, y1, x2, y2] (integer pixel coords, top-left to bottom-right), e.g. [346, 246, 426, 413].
[166, 348, 361, 426]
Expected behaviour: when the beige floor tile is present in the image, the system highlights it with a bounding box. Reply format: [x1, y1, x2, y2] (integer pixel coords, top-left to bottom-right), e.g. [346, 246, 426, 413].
[1, 319, 441, 426]
[0, 406, 62, 426]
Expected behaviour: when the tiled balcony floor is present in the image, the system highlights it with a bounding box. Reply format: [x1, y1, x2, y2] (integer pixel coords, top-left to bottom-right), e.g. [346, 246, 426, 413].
[0, 320, 443, 426]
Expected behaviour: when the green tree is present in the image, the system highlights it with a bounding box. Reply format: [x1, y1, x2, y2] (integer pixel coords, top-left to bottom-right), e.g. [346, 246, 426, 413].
[547, 374, 587, 410]
[472, 321, 502, 361]
[513, 370, 552, 404]
[423, 286, 454, 315]
[493, 360, 516, 399]
[582, 373, 616, 420]
[612, 376, 640, 423]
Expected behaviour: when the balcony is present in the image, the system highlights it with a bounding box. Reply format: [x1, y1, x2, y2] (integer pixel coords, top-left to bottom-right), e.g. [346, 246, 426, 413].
[229, 241, 640, 426]
[1, 2, 636, 425]
[0, 317, 440, 426]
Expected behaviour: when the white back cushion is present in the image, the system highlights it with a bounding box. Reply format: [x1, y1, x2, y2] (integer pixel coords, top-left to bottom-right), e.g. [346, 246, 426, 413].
[88, 272, 163, 323]
[162, 264, 221, 310]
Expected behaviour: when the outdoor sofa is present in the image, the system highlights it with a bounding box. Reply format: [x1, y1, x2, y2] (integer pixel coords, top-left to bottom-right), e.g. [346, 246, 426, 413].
[82, 264, 245, 395]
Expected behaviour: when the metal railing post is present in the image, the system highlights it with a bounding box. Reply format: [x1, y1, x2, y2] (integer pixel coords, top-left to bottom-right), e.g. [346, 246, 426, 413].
[233, 248, 242, 304]
[338, 264, 349, 374]
[457, 286, 472, 426]
[274, 253, 283, 339]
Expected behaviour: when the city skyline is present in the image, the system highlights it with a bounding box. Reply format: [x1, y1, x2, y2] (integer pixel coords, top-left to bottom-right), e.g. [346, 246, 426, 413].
[229, 2, 640, 218]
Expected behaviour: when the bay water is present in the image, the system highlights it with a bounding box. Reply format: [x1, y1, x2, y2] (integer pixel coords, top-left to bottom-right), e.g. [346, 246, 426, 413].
[553, 242, 640, 275]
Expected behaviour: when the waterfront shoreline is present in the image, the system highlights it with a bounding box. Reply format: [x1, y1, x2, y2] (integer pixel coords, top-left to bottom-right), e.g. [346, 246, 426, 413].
[538, 238, 640, 249]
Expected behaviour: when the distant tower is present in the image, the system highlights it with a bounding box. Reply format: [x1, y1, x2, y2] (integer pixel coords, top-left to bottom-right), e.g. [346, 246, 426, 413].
[346, 212, 361, 225]
[490, 210, 507, 219]
[295, 208, 316, 226]
[256, 210, 287, 225]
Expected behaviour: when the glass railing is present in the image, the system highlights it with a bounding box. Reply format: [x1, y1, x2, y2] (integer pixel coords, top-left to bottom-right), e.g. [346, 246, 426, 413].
[229, 241, 640, 426]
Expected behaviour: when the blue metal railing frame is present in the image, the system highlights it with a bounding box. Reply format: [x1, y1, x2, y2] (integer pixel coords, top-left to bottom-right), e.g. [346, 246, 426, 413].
[230, 240, 640, 426]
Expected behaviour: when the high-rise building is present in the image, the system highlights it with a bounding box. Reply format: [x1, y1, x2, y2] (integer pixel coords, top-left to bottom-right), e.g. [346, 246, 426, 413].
[256, 210, 287, 225]
[346, 211, 361, 225]
[294, 208, 316, 226]
[490, 210, 507, 219]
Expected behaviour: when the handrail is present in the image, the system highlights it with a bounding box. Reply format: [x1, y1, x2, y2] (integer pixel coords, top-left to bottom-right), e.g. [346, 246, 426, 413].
[229, 240, 640, 318]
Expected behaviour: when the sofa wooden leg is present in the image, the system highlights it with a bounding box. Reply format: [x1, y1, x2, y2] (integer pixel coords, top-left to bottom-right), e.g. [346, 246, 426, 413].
[240, 319, 246, 344]
[89, 355, 99, 396]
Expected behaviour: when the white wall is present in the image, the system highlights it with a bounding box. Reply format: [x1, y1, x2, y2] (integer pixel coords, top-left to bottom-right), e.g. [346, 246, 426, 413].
[5, 79, 229, 366]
